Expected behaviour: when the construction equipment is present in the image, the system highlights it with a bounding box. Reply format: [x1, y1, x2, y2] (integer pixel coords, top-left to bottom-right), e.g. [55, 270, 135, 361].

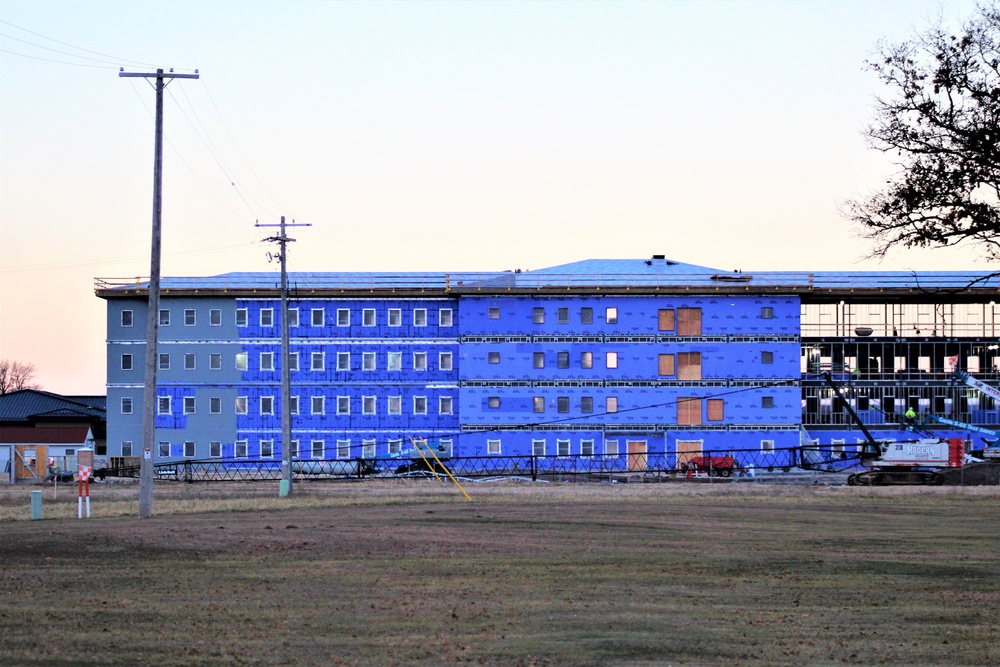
[821, 372, 965, 485]
[920, 414, 999, 458]
[683, 455, 744, 477]
[946, 360, 1000, 458]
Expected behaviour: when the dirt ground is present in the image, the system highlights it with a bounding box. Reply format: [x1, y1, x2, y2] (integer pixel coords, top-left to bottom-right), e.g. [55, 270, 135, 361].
[1, 481, 998, 666]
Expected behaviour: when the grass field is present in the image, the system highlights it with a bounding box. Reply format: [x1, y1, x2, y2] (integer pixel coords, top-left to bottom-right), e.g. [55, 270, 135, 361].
[1, 481, 998, 666]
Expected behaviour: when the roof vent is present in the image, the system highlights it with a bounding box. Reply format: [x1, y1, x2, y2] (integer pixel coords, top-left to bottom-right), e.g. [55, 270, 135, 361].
[652, 254, 665, 260]
[710, 273, 753, 283]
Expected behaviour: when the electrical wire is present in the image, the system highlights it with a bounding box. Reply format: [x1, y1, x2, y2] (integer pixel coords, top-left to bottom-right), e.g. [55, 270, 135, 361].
[0, 18, 160, 68]
[0, 47, 114, 69]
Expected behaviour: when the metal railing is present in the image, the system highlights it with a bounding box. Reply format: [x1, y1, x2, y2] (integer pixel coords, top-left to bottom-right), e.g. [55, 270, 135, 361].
[111, 446, 857, 484]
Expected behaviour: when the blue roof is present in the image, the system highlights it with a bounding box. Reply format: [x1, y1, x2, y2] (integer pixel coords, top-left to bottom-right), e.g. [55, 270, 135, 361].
[95, 259, 1000, 293]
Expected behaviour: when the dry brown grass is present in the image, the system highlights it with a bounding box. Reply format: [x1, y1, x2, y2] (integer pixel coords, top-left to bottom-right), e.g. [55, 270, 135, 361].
[1, 481, 998, 666]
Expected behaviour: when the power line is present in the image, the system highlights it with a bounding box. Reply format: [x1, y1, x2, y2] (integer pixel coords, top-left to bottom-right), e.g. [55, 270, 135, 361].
[0, 19, 163, 68]
[0, 31, 126, 66]
[0, 47, 114, 69]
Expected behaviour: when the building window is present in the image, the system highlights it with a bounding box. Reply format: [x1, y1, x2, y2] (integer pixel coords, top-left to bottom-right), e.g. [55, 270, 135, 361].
[762, 396, 775, 409]
[261, 396, 274, 415]
[557, 352, 569, 369]
[677, 308, 702, 336]
[580, 307, 593, 324]
[290, 440, 300, 459]
[236, 396, 247, 414]
[362, 309, 376, 326]
[210, 353, 222, 370]
[761, 439, 775, 453]
[121, 397, 133, 414]
[439, 396, 453, 414]
[235, 440, 248, 458]
[159, 309, 170, 326]
[158, 442, 170, 458]
[487, 439, 501, 454]
[388, 352, 402, 371]
[581, 352, 593, 369]
[557, 396, 570, 413]
[184, 309, 196, 326]
[413, 352, 427, 371]
[439, 308, 453, 327]
[121, 354, 133, 371]
[533, 352, 545, 369]
[315, 440, 328, 459]
[312, 308, 325, 326]
[413, 396, 427, 414]
[157, 396, 171, 415]
[533, 396, 545, 413]
[336, 396, 350, 414]
[388, 439, 402, 455]
[413, 309, 427, 326]
[388, 308, 402, 326]
[488, 396, 500, 409]
[761, 306, 774, 319]
[532, 439, 546, 457]
[235, 352, 248, 371]
[557, 307, 569, 324]
[658, 354, 675, 376]
[183, 396, 196, 414]
[581, 396, 593, 413]
[557, 439, 570, 457]
[260, 352, 273, 371]
[658, 309, 675, 332]
[120, 441, 134, 457]
[488, 307, 500, 320]
[260, 308, 273, 327]
[362, 440, 376, 458]
[363, 396, 376, 414]
[388, 395, 402, 414]
[209, 441, 221, 458]
[362, 352, 376, 371]
[605, 439, 619, 457]
[121, 310, 133, 327]
[533, 307, 545, 324]
[184, 441, 196, 458]
[439, 351, 453, 371]
[159, 353, 170, 371]
[678, 397, 702, 425]
[580, 439, 594, 457]
[289, 352, 299, 371]
[606, 352, 618, 369]
[762, 351, 774, 364]
[606, 396, 618, 413]
[337, 308, 350, 327]
[260, 440, 273, 458]
[310, 351, 324, 371]
[236, 308, 247, 327]
[488, 352, 501, 364]
[289, 396, 299, 414]
[312, 396, 325, 415]
[606, 307, 618, 324]
[677, 352, 702, 380]
[208, 308, 221, 326]
[334, 440, 349, 459]
[707, 399, 724, 421]
[210, 397, 221, 414]
[336, 352, 350, 371]
[287, 308, 299, 327]
[181, 353, 194, 371]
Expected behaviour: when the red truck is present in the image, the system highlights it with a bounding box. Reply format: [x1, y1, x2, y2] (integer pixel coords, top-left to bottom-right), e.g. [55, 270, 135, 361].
[684, 455, 742, 477]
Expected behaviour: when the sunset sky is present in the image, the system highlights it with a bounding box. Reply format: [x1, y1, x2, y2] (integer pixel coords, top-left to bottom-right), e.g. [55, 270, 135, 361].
[1, 0, 994, 395]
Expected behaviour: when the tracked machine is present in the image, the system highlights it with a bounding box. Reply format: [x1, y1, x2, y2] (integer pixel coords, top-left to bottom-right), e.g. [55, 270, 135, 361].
[821, 372, 967, 485]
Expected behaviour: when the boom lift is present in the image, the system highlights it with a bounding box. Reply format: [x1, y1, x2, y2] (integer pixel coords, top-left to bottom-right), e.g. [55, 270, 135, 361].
[821, 372, 965, 485]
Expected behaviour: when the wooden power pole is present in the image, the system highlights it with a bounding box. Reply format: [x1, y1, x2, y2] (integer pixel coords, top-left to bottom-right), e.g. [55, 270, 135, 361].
[258, 216, 310, 496]
[120, 68, 199, 518]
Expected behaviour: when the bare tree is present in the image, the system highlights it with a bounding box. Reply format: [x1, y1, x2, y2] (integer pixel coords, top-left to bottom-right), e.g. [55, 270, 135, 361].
[0, 359, 40, 395]
[844, 2, 1000, 261]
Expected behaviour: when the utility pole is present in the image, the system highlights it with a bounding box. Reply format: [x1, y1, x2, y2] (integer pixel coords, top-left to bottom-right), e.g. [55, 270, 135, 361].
[120, 68, 199, 518]
[258, 216, 310, 496]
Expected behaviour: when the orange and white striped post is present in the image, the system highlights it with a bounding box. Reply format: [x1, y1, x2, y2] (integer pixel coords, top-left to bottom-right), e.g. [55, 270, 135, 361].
[77, 466, 92, 518]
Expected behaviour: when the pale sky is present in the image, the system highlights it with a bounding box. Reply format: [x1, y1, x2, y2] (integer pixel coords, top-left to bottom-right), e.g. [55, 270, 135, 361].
[1, 0, 995, 395]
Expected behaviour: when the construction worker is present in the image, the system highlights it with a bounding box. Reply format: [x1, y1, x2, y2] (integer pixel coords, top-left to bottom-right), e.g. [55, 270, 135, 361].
[904, 406, 917, 431]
